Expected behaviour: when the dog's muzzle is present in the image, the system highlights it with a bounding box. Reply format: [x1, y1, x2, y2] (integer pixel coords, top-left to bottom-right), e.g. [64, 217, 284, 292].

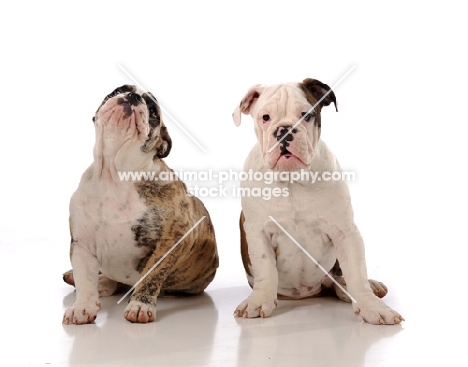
[273, 125, 297, 158]
[125, 92, 144, 106]
[115, 93, 145, 119]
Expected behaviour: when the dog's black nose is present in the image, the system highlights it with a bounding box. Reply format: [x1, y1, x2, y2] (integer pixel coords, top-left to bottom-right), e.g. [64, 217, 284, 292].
[127, 92, 143, 106]
[274, 125, 297, 142]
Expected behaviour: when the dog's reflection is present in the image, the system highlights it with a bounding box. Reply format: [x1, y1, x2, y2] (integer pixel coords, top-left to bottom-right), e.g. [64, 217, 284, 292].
[235, 297, 402, 366]
[63, 292, 218, 366]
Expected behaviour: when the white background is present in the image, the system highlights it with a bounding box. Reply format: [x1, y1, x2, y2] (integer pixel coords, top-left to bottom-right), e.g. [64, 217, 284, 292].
[1, 0, 467, 365]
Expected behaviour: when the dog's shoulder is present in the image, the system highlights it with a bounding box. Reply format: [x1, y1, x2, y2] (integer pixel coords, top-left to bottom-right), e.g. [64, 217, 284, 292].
[133, 175, 188, 207]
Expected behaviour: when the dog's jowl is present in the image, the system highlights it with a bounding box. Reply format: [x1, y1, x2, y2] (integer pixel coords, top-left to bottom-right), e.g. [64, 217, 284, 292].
[62, 85, 218, 324]
[232, 79, 403, 325]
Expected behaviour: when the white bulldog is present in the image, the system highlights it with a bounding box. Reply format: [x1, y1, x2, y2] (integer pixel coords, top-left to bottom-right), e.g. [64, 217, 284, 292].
[232, 78, 403, 325]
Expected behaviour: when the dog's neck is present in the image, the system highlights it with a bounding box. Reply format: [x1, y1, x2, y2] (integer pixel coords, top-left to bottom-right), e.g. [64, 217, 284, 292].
[307, 140, 334, 173]
[91, 133, 159, 183]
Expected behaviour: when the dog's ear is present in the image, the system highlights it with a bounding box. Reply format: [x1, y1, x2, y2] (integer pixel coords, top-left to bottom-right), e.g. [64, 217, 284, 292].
[145, 92, 162, 129]
[140, 91, 171, 158]
[300, 78, 338, 112]
[232, 84, 265, 126]
[156, 123, 172, 158]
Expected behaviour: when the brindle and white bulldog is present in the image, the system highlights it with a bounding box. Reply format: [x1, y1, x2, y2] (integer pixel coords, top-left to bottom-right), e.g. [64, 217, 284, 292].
[62, 85, 218, 325]
[232, 79, 404, 325]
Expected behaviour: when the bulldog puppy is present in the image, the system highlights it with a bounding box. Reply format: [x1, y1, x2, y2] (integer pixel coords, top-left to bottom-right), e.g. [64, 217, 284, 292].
[232, 79, 403, 324]
[62, 85, 218, 325]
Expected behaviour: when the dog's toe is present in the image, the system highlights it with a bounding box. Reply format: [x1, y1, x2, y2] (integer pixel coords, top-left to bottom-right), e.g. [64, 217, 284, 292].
[124, 300, 156, 323]
[63, 300, 102, 325]
[234, 293, 277, 319]
[354, 296, 403, 325]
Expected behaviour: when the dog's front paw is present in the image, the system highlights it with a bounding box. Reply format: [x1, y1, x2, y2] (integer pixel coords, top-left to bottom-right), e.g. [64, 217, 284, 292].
[63, 300, 102, 325]
[353, 296, 404, 325]
[124, 300, 156, 323]
[234, 292, 278, 318]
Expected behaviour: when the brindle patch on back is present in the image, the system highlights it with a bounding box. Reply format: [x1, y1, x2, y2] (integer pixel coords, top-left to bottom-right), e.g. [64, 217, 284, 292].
[131, 178, 183, 273]
[134, 179, 183, 206]
[130, 171, 218, 297]
[132, 206, 164, 272]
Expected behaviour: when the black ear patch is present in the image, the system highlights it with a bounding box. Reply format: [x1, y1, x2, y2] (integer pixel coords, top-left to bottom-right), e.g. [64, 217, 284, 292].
[299, 78, 338, 112]
[143, 92, 162, 128]
[141, 92, 171, 158]
[156, 125, 172, 158]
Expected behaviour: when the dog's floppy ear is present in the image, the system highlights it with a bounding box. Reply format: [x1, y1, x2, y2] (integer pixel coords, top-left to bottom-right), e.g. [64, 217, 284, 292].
[156, 123, 172, 158]
[300, 78, 338, 112]
[232, 84, 265, 126]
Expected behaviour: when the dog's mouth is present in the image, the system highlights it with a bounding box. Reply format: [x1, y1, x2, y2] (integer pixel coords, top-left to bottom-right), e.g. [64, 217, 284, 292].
[279, 146, 294, 159]
[272, 145, 308, 170]
[277, 151, 305, 163]
[96, 97, 150, 143]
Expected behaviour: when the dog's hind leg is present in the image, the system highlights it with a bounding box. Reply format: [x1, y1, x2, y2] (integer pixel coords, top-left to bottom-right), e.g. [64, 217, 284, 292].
[97, 275, 119, 297]
[63, 269, 125, 297]
[63, 269, 75, 286]
[321, 261, 388, 302]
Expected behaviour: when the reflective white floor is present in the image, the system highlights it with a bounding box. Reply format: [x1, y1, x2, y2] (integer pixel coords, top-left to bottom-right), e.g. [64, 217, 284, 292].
[1, 205, 465, 367]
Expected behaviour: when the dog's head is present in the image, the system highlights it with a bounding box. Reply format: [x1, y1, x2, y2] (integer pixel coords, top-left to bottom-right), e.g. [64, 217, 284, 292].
[93, 85, 171, 159]
[233, 79, 337, 170]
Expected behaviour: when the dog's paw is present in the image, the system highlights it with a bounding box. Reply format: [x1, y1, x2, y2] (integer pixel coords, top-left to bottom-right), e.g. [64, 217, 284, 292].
[234, 292, 278, 318]
[353, 296, 404, 325]
[124, 300, 156, 323]
[63, 300, 102, 325]
[98, 276, 118, 297]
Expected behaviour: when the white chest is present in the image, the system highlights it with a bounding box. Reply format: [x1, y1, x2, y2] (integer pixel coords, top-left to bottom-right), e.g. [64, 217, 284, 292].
[70, 182, 148, 284]
[268, 216, 336, 289]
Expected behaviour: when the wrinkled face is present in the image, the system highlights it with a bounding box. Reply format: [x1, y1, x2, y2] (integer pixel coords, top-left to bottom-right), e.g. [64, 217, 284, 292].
[93, 85, 171, 158]
[253, 84, 318, 170]
[233, 79, 337, 171]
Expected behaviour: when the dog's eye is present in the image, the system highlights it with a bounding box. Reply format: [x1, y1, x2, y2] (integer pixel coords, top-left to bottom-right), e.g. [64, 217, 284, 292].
[262, 114, 270, 123]
[301, 111, 315, 122]
[148, 106, 157, 117]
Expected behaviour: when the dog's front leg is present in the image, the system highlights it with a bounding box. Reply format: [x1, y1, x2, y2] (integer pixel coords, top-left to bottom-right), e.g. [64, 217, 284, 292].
[63, 244, 102, 325]
[124, 241, 182, 323]
[332, 227, 404, 325]
[235, 221, 278, 318]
